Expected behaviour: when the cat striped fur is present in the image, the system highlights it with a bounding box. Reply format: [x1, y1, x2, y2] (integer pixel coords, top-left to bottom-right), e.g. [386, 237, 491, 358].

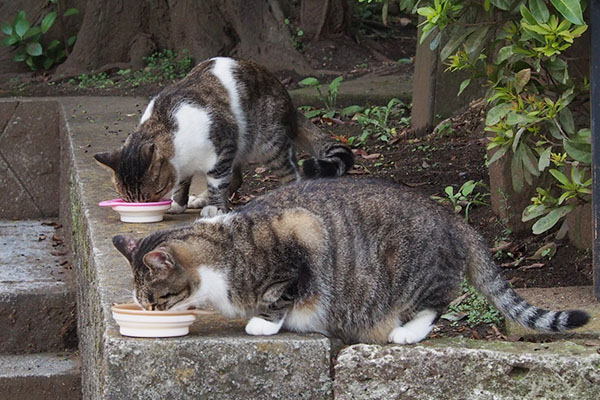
[94, 57, 353, 217]
[113, 178, 588, 344]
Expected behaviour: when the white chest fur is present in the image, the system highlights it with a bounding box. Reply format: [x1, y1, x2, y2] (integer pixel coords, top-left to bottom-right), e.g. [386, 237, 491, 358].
[284, 303, 328, 335]
[170, 103, 217, 178]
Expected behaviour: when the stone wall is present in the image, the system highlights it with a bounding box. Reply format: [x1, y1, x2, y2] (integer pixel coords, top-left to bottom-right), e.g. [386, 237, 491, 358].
[0, 100, 60, 218]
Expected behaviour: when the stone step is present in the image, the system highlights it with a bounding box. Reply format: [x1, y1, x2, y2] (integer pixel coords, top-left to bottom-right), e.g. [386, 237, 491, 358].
[0, 220, 77, 354]
[0, 351, 81, 400]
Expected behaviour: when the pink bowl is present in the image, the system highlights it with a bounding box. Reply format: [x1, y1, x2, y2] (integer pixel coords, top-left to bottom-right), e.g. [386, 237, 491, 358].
[98, 198, 173, 223]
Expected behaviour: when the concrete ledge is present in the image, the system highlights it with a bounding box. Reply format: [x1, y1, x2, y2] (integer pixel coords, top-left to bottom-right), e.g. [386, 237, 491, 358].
[334, 339, 600, 400]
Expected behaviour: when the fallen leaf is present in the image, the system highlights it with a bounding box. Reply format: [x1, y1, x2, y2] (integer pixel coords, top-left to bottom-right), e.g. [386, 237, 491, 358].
[490, 241, 512, 253]
[51, 250, 68, 256]
[422, 161, 430, 168]
[254, 167, 267, 174]
[347, 167, 370, 175]
[52, 234, 63, 242]
[584, 340, 600, 347]
[440, 311, 467, 322]
[38, 234, 47, 241]
[361, 153, 381, 160]
[528, 242, 557, 260]
[517, 263, 545, 271]
[449, 293, 469, 307]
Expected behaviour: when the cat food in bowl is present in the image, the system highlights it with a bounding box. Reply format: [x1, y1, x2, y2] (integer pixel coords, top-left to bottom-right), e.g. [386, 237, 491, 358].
[111, 303, 197, 337]
[99, 199, 172, 223]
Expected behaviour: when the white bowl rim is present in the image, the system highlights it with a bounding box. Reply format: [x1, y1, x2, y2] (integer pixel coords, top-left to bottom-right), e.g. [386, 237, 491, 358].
[99, 198, 173, 207]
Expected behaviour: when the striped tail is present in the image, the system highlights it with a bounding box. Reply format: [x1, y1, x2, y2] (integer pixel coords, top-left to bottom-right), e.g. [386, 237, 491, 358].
[294, 111, 354, 178]
[464, 227, 589, 332]
[302, 143, 354, 178]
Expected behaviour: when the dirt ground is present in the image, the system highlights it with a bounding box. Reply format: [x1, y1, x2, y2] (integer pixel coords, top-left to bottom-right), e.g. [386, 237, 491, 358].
[0, 10, 592, 341]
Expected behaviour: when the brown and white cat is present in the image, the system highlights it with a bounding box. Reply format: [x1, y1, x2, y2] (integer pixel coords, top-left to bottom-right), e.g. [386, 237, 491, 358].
[94, 57, 353, 217]
[112, 178, 588, 344]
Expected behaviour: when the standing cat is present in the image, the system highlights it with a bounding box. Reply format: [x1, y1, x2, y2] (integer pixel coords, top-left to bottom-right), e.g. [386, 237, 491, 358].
[112, 178, 588, 344]
[94, 57, 353, 217]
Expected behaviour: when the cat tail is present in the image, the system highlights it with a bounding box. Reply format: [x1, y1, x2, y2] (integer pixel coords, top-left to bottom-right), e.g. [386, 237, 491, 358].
[463, 226, 589, 333]
[294, 111, 354, 178]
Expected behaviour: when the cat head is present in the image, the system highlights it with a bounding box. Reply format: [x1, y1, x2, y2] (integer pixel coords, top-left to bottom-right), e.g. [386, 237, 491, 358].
[112, 234, 198, 311]
[94, 142, 176, 202]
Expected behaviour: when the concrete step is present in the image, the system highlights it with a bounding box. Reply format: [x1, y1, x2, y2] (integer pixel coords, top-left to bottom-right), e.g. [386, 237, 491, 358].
[0, 220, 77, 354]
[0, 351, 81, 399]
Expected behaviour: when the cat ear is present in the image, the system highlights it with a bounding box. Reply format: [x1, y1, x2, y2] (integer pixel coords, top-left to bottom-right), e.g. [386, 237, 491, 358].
[262, 281, 290, 304]
[112, 234, 139, 262]
[94, 150, 121, 172]
[143, 249, 176, 276]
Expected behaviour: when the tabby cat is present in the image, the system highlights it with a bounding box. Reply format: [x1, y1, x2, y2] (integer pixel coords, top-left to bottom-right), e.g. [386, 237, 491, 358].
[112, 178, 588, 344]
[94, 57, 353, 217]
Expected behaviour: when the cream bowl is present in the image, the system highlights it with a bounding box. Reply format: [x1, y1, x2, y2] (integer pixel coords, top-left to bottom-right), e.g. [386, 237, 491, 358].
[99, 198, 172, 223]
[112, 303, 197, 337]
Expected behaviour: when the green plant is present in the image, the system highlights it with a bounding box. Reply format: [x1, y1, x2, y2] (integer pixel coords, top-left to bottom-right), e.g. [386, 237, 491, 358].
[284, 18, 305, 52]
[443, 280, 503, 328]
[350, 98, 409, 146]
[398, 0, 589, 236]
[431, 180, 489, 222]
[1, 1, 78, 70]
[69, 72, 114, 89]
[299, 76, 344, 117]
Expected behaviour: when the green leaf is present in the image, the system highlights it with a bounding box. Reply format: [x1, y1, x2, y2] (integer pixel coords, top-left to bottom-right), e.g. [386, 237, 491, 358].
[299, 77, 319, 87]
[341, 105, 364, 118]
[529, 0, 549, 23]
[538, 147, 551, 171]
[520, 4, 538, 25]
[486, 103, 512, 125]
[461, 180, 476, 196]
[496, 45, 514, 64]
[14, 11, 30, 38]
[1, 22, 12, 35]
[522, 145, 540, 176]
[522, 204, 550, 222]
[465, 27, 489, 56]
[41, 11, 57, 34]
[563, 139, 591, 164]
[491, 0, 513, 11]
[549, 0, 584, 25]
[67, 35, 77, 47]
[488, 145, 509, 165]
[26, 42, 42, 56]
[23, 26, 40, 41]
[440, 28, 475, 60]
[63, 8, 79, 17]
[47, 39, 61, 50]
[329, 76, 343, 91]
[532, 205, 575, 234]
[13, 50, 27, 62]
[42, 57, 54, 70]
[429, 31, 442, 51]
[2, 35, 18, 46]
[549, 169, 570, 186]
[458, 79, 470, 96]
[558, 107, 574, 134]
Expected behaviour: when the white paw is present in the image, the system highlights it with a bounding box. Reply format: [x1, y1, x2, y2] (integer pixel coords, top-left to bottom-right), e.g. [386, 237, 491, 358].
[188, 192, 209, 209]
[168, 201, 187, 214]
[245, 317, 283, 336]
[200, 205, 224, 218]
[388, 326, 431, 344]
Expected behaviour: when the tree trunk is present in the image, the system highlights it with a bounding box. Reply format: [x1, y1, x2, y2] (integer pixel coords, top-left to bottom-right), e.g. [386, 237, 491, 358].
[56, 0, 314, 77]
[300, 0, 352, 41]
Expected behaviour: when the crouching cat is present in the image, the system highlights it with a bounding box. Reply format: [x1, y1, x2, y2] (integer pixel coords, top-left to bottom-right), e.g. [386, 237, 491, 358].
[94, 57, 353, 217]
[112, 178, 588, 344]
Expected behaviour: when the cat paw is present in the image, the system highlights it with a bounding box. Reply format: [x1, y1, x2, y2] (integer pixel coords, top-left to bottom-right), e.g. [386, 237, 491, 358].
[167, 202, 187, 214]
[188, 192, 209, 209]
[245, 317, 283, 336]
[388, 326, 430, 344]
[200, 205, 224, 218]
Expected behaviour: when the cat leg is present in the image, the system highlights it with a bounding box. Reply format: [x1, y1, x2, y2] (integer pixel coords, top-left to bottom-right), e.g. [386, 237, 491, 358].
[246, 283, 294, 336]
[202, 165, 233, 218]
[245, 316, 285, 336]
[265, 144, 301, 184]
[388, 309, 438, 344]
[168, 178, 191, 214]
[187, 174, 210, 209]
[228, 164, 243, 195]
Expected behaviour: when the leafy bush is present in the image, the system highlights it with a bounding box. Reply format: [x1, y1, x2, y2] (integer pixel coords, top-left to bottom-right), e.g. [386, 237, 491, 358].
[351, 98, 410, 145]
[431, 180, 490, 223]
[399, 0, 589, 235]
[299, 76, 344, 117]
[1, 2, 78, 71]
